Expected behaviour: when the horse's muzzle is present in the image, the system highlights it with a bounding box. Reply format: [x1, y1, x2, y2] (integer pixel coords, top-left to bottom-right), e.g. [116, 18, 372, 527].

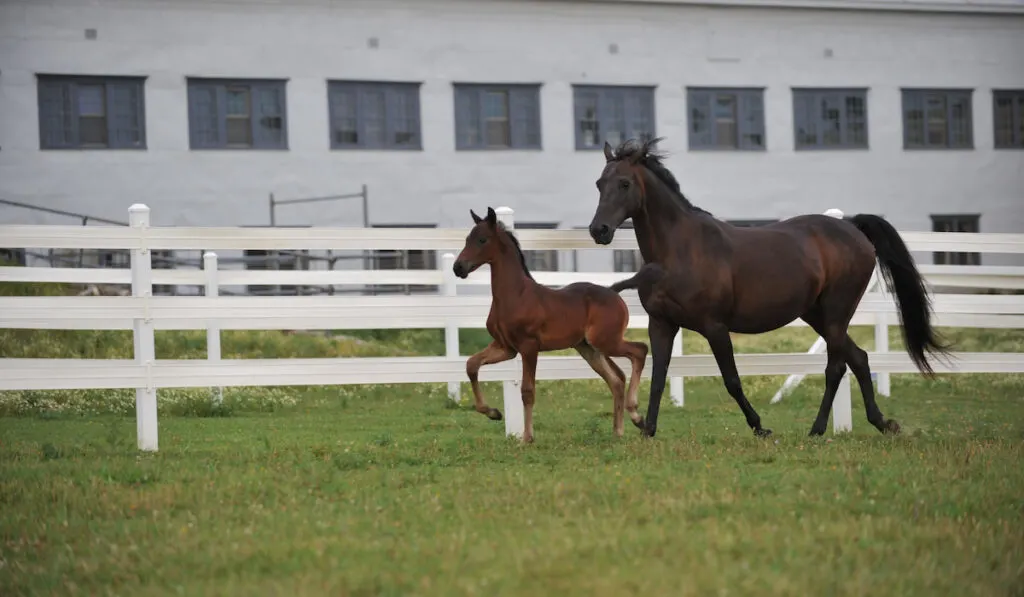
[452, 260, 470, 279]
[589, 223, 614, 245]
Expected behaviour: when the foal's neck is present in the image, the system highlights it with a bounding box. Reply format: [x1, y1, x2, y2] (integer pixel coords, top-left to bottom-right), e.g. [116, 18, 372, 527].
[488, 240, 532, 303]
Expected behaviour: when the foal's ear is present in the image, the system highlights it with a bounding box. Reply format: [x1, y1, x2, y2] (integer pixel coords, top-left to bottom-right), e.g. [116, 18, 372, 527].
[470, 209, 483, 224]
[485, 207, 497, 228]
[603, 141, 614, 162]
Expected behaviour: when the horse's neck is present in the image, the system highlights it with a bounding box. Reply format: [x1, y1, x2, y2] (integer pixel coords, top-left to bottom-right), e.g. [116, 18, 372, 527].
[633, 189, 712, 266]
[488, 246, 531, 303]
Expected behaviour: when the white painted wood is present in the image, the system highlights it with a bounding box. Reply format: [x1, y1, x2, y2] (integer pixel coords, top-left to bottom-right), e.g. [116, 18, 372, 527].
[129, 204, 158, 452]
[204, 252, 223, 406]
[442, 252, 461, 402]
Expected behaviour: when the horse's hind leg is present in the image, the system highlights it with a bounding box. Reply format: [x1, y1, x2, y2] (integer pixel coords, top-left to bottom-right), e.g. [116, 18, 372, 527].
[466, 341, 516, 421]
[575, 341, 627, 436]
[844, 334, 900, 435]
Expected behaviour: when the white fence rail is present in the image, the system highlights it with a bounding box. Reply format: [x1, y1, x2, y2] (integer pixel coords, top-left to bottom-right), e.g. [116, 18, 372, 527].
[2, 204, 1022, 452]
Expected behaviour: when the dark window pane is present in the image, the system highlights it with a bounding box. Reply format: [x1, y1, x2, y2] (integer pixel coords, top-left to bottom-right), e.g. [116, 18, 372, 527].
[713, 94, 737, 148]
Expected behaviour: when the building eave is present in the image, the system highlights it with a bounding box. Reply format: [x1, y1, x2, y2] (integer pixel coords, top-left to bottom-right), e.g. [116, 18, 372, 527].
[573, 0, 1024, 15]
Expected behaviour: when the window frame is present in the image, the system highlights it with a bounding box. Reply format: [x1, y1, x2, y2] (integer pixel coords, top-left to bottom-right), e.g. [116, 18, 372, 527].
[186, 77, 289, 150]
[687, 87, 766, 152]
[452, 83, 542, 151]
[572, 84, 657, 151]
[792, 87, 869, 150]
[901, 88, 974, 150]
[930, 214, 981, 266]
[327, 80, 423, 151]
[36, 74, 147, 150]
[993, 89, 1024, 150]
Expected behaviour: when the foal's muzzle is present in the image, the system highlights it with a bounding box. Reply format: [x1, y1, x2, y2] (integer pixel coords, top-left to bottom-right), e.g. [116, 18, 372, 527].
[589, 223, 613, 245]
[452, 260, 471, 279]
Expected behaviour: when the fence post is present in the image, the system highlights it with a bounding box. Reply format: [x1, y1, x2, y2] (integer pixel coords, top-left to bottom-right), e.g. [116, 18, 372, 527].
[874, 269, 891, 397]
[129, 204, 158, 452]
[441, 252, 461, 402]
[204, 252, 223, 406]
[670, 331, 684, 406]
[494, 206, 524, 439]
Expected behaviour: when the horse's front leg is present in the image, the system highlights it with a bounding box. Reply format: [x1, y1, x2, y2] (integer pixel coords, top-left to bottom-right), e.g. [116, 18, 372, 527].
[643, 317, 679, 438]
[466, 341, 516, 421]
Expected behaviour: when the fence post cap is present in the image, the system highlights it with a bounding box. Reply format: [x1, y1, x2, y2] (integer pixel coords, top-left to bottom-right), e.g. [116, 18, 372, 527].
[495, 206, 514, 215]
[128, 204, 150, 213]
[824, 208, 844, 219]
[203, 251, 218, 259]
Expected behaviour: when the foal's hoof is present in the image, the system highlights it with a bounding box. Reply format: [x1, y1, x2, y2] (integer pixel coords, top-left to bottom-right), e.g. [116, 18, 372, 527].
[754, 427, 773, 438]
[883, 419, 901, 435]
[487, 408, 503, 421]
[631, 417, 646, 431]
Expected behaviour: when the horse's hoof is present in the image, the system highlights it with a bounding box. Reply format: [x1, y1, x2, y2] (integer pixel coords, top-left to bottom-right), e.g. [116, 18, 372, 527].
[487, 408, 503, 421]
[640, 426, 657, 439]
[883, 419, 901, 435]
[808, 427, 826, 437]
[630, 418, 646, 431]
[755, 427, 773, 438]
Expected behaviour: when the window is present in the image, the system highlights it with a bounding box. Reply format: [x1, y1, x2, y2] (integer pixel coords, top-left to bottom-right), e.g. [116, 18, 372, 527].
[453, 84, 541, 150]
[366, 224, 438, 295]
[572, 85, 655, 150]
[793, 88, 868, 149]
[688, 87, 765, 151]
[515, 223, 559, 272]
[187, 78, 287, 149]
[993, 89, 1024, 149]
[931, 214, 980, 266]
[902, 89, 973, 149]
[37, 75, 146, 149]
[328, 81, 422, 150]
[612, 221, 643, 272]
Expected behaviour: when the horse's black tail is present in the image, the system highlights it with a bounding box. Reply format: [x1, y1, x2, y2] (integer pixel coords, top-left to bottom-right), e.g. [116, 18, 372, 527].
[850, 213, 952, 376]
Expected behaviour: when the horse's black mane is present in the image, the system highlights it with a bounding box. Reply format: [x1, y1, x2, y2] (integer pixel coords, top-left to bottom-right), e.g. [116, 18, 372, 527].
[497, 221, 535, 281]
[608, 138, 713, 217]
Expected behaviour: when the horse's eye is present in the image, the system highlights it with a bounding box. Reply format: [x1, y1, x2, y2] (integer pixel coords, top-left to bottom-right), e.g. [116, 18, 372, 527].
[478, 236, 487, 245]
[619, 179, 631, 190]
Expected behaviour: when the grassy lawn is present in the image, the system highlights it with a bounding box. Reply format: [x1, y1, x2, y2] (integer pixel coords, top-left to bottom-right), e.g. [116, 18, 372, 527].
[2, 280, 1022, 595]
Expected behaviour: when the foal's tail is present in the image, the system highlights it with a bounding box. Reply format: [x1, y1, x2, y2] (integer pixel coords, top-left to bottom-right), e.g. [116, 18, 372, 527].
[850, 214, 951, 376]
[609, 273, 641, 293]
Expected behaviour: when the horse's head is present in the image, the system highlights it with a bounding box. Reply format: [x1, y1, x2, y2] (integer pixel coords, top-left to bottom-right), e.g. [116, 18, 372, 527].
[453, 207, 503, 278]
[588, 139, 653, 245]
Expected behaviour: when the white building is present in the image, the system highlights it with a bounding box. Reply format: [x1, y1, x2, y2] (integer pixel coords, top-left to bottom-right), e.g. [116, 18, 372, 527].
[1, 0, 1023, 283]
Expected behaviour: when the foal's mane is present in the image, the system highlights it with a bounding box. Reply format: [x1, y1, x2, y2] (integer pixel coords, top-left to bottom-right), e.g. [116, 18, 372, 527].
[608, 138, 713, 217]
[496, 221, 535, 281]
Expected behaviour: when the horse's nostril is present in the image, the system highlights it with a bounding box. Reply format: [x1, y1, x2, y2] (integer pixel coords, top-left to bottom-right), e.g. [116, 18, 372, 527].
[599, 224, 610, 236]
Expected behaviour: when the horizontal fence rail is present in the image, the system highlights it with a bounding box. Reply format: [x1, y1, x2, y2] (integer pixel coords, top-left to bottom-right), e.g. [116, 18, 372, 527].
[1, 203, 1022, 452]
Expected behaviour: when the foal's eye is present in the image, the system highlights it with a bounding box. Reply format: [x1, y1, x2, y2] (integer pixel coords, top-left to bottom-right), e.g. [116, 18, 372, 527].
[619, 179, 631, 190]
[477, 236, 487, 245]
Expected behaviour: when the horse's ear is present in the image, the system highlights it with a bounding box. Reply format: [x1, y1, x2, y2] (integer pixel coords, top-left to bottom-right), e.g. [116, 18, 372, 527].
[485, 207, 497, 228]
[470, 209, 483, 224]
[603, 141, 614, 162]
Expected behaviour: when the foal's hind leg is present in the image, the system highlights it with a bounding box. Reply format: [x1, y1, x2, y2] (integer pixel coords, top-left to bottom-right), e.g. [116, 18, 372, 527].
[466, 341, 516, 421]
[575, 341, 627, 436]
[597, 340, 648, 430]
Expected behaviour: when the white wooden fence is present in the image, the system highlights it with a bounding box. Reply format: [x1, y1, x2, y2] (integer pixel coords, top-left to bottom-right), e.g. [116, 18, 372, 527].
[1, 204, 1022, 451]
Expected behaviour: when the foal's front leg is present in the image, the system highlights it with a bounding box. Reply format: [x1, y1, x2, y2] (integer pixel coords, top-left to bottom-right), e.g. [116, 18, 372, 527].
[519, 341, 540, 443]
[466, 341, 516, 421]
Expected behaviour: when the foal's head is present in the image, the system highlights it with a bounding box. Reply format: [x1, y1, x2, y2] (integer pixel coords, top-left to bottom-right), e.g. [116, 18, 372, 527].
[588, 139, 655, 245]
[453, 207, 508, 279]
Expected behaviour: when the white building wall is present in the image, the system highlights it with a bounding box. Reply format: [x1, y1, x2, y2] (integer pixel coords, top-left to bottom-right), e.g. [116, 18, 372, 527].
[1, 0, 1023, 270]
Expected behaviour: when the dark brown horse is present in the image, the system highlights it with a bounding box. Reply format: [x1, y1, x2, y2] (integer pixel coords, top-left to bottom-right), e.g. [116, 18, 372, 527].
[590, 138, 949, 438]
[453, 207, 649, 443]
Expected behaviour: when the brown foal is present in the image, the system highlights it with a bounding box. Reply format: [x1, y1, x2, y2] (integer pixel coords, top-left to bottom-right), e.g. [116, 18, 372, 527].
[452, 207, 649, 443]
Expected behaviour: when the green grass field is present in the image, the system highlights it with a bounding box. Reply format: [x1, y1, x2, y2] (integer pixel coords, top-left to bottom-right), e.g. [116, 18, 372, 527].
[1, 280, 1023, 596]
